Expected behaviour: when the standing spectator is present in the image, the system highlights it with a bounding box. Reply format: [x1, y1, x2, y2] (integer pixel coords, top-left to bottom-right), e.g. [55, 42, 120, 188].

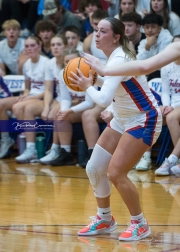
[150, 0, 180, 36]
[121, 12, 146, 54]
[43, 0, 81, 34]
[35, 19, 57, 59]
[0, 20, 25, 76]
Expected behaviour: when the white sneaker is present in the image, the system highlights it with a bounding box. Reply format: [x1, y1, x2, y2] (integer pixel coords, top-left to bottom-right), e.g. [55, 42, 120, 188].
[136, 155, 152, 171]
[171, 164, 180, 177]
[155, 158, 174, 176]
[0, 138, 15, 158]
[39, 148, 59, 164]
[15, 147, 38, 163]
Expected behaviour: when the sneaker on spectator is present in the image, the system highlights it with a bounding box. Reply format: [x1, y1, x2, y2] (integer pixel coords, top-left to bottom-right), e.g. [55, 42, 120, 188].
[119, 219, 151, 241]
[136, 155, 152, 171]
[78, 215, 117, 236]
[155, 158, 174, 176]
[50, 148, 75, 166]
[171, 164, 180, 177]
[15, 147, 38, 163]
[0, 138, 15, 158]
[79, 149, 93, 168]
[39, 148, 59, 165]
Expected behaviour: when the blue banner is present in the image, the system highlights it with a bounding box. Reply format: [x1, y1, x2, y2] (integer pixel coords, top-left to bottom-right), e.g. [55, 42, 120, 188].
[0, 119, 71, 132]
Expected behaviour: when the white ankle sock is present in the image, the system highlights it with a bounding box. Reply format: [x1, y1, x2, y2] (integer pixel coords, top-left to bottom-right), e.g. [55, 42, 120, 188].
[131, 213, 144, 223]
[97, 207, 111, 220]
[26, 142, 36, 149]
[144, 151, 151, 158]
[61, 145, 71, 152]
[168, 154, 178, 165]
[51, 143, 59, 150]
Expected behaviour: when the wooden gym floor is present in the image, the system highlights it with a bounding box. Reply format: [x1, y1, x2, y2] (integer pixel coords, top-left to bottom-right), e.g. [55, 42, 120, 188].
[0, 157, 180, 252]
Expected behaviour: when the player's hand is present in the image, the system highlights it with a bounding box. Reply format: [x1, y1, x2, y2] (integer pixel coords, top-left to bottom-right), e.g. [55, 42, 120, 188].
[82, 53, 105, 76]
[100, 110, 113, 123]
[41, 107, 50, 121]
[69, 68, 93, 91]
[15, 94, 28, 102]
[56, 109, 73, 121]
[145, 34, 159, 50]
[163, 106, 174, 116]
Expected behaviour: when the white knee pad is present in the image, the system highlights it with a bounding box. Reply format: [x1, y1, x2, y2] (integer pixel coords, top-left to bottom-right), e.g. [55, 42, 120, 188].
[86, 144, 112, 198]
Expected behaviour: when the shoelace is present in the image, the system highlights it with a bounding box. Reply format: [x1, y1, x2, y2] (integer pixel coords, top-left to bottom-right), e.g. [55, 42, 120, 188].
[124, 222, 138, 233]
[161, 158, 170, 168]
[88, 216, 101, 227]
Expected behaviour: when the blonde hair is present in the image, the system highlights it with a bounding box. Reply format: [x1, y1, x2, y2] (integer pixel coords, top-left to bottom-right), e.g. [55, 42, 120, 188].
[105, 17, 136, 61]
[2, 19, 21, 31]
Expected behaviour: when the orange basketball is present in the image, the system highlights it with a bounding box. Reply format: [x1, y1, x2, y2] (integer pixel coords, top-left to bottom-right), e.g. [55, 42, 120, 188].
[63, 57, 97, 92]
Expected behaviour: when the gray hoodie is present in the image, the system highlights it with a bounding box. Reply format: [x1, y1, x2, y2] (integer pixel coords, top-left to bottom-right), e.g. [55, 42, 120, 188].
[137, 28, 173, 60]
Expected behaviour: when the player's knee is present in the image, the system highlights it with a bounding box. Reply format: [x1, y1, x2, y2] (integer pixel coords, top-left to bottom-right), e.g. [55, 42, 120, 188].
[86, 160, 111, 198]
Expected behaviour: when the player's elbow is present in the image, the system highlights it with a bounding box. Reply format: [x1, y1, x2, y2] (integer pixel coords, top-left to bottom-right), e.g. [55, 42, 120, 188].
[139, 64, 150, 75]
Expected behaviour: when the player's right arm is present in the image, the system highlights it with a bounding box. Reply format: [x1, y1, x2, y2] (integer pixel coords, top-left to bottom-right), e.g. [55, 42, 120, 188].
[83, 42, 180, 77]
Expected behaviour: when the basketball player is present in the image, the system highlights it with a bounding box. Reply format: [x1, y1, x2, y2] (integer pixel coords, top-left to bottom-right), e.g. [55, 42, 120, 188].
[69, 17, 162, 241]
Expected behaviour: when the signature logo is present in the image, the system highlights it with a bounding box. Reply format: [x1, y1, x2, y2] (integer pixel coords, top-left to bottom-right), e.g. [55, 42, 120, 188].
[12, 122, 54, 130]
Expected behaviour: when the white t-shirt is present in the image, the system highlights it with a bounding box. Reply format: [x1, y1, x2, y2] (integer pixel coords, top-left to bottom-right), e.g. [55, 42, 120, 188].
[0, 38, 25, 74]
[86, 47, 159, 119]
[23, 55, 49, 96]
[161, 62, 180, 109]
[59, 69, 95, 112]
[45, 57, 63, 102]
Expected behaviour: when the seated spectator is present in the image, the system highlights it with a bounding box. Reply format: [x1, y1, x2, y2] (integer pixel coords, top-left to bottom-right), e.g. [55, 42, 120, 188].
[114, 0, 137, 20]
[150, 0, 180, 36]
[0, 36, 49, 159]
[137, 13, 173, 80]
[43, 0, 81, 34]
[0, 0, 39, 38]
[107, 0, 151, 17]
[121, 12, 146, 54]
[154, 35, 180, 176]
[0, 20, 25, 76]
[78, 0, 102, 40]
[35, 19, 57, 59]
[63, 25, 83, 54]
[39, 48, 87, 165]
[40, 49, 113, 166]
[13, 35, 67, 163]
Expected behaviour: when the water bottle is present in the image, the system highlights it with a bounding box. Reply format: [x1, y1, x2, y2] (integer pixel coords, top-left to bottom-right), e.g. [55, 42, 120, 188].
[36, 132, 46, 159]
[77, 139, 87, 165]
[17, 133, 26, 155]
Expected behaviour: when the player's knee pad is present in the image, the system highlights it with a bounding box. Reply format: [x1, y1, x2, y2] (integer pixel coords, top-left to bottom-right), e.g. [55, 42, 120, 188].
[86, 144, 112, 198]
